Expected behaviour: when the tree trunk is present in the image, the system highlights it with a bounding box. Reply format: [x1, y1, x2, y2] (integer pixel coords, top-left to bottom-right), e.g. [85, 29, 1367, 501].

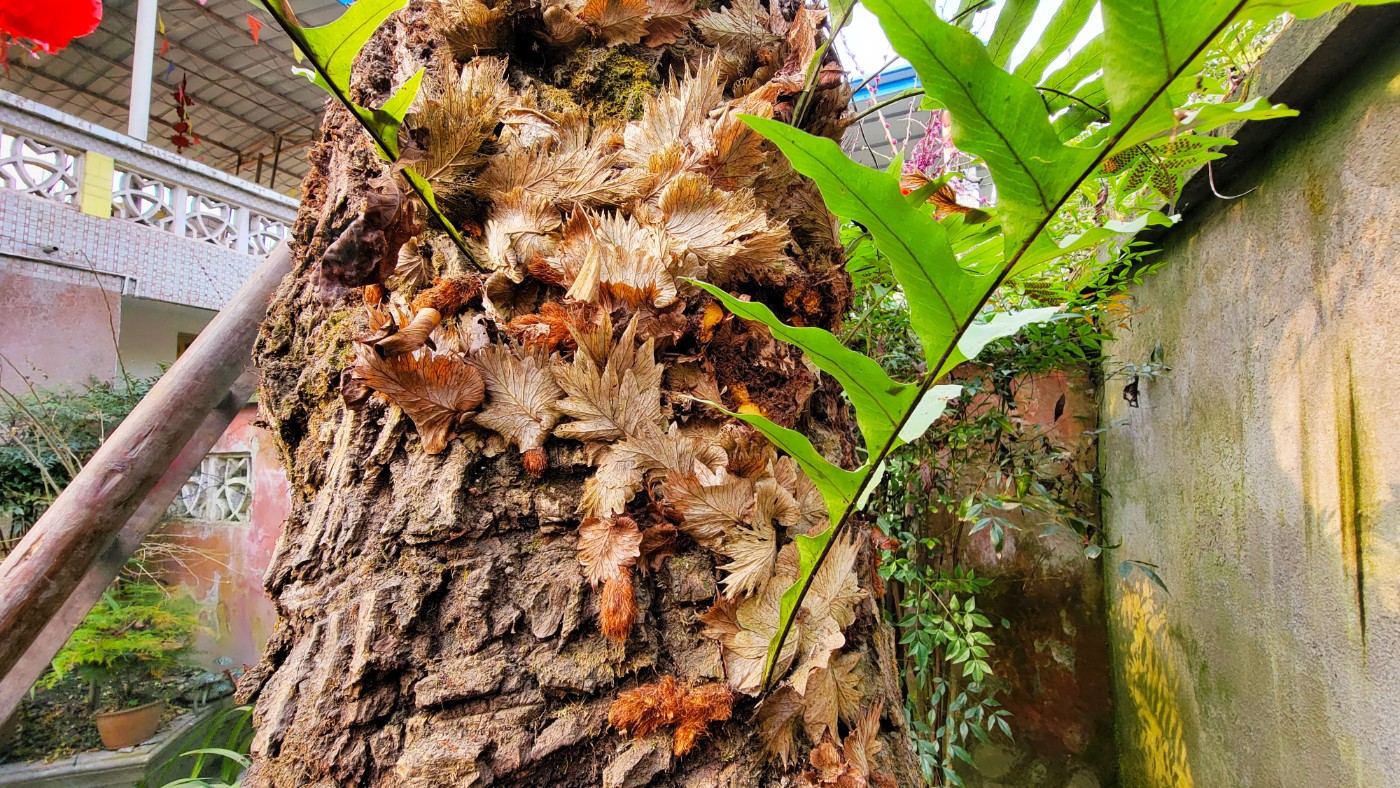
[237, 0, 920, 784]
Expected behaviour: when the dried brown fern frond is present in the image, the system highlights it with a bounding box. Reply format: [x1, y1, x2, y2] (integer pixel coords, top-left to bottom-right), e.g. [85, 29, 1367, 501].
[692, 0, 777, 57]
[592, 212, 678, 309]
[716, 516, 777, 599]
[431, 0, 510, 54]
[409, 58, 510, 200]
[467, 342, 564, 453]
[608, 676, 734, 756]
[642, 0, 695, 46]
[622, 60, 724, 168]
[541, 0, 590, 46]
[769, 5, 824, 93]
[375, 307, 442, 358]
[477, 114, 639, 210]
[662, 472, 753, 548]
[577, 0, 651, 46]
[553, 315, 664, 444]
[484, 188, 562, 282]
[351, 345, 485, 454]
[657, 173, 790, 285]
[577, 514, 644, 586]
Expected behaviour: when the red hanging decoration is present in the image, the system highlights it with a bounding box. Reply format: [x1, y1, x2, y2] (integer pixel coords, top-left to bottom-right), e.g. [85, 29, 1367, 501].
[169, 75, 199, 153]
[246, 14, 262, 44]
[0, 0, 102, 55]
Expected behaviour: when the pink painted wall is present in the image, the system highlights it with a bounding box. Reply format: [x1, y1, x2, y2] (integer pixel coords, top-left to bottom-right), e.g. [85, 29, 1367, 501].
[0, 262, 121, 389]
[158, 405, 288, 671]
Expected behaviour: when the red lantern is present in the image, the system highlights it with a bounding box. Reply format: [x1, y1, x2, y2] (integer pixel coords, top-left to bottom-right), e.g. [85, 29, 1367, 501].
[0, 0, 103, 55]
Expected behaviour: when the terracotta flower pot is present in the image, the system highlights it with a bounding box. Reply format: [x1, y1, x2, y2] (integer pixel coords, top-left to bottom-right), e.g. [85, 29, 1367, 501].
[95, 699, 164, 749]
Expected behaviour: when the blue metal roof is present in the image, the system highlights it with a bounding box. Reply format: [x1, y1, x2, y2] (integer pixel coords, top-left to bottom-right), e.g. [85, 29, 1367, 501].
[851, 64, 920, 102]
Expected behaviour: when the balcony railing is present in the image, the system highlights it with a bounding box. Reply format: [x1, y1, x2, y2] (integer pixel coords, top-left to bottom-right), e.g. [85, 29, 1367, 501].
[0, 90, 297, 257]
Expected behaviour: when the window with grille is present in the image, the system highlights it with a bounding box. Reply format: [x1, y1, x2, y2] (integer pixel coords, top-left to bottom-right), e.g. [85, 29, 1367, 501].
[168, 452, 253, 523]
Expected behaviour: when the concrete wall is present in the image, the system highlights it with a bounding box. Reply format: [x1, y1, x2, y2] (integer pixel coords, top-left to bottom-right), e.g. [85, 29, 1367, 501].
[0, 257, 124, 389]
[117, 297, 216, 380]
[961, 370, 1117, 788]
[0, 189, 261, 312]
[1099, 39, 1400, 787]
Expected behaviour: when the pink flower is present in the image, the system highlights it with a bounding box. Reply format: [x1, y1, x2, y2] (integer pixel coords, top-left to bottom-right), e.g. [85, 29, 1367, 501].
[1, 0, 103, 55]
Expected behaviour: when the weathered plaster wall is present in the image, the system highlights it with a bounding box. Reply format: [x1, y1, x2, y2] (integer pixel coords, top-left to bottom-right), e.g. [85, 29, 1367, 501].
[0, 258, 123, 389]
[963, 370, 1117, 788]
[159, 407, 290, 670]
[1099, 39, 1400, 787]
[117, 296, 216, 380]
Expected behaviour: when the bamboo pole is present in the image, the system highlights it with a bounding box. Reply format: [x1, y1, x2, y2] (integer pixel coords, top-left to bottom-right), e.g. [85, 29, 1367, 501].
[0, 243, 292, 683]
[0, 371, 256, 724]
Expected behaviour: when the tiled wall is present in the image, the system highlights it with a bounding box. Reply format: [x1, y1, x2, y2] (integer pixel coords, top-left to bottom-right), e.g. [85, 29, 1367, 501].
[1, 188, 260, 311]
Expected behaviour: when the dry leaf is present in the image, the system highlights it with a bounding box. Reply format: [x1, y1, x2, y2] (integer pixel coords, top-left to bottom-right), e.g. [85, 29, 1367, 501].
[642, 0, 694, 45]
[468, 343, 564, 452]
[843, 702, 884, 778]
[692, 0, 776, 54]
[485, 188, 561, 282]
[637, 523, 678, 572]
[808, 532, 864, 630]
[663, 473, 753, 548]
[801, 651, 863, 745]
[577, 515, 644, 586]
[433, 0, 510, 53]
[774, 456, 825, 535]
[578, 0, 650, 45]
[756, 686, 805, 767]
[554, 316, 664, 444]
[700, 553, 799, 694]
[717, 518, 777, 600]
[657, 173, 789, 285]
[800, 733, 864, 787]
[351, 345, 484, 454]
[477, 115, 638, 211]
[410, 57, 509, 198]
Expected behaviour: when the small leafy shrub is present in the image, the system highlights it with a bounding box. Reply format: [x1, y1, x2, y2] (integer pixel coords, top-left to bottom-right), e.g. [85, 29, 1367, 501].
[45, 581, 202, 713]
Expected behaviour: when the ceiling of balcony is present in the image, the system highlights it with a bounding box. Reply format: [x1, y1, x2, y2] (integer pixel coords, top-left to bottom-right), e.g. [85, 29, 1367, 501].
[1, 0, 347, 195]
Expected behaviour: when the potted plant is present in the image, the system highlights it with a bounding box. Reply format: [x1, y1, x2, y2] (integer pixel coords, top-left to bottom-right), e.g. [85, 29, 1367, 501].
[44, 581, 202, 749]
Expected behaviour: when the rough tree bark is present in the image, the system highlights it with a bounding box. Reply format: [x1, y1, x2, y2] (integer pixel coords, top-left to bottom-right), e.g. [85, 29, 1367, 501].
[237, 0, 920, 784]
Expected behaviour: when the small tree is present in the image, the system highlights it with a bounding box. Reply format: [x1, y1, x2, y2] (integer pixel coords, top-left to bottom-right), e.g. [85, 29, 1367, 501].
[46, 581, 201, 713]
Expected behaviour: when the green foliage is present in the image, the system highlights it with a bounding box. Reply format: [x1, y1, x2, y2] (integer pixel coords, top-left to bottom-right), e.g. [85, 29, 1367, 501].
[880, 537, 1008, 786]
[255, 0, 480, 267]
[714, 0, 1371, 692]
[159, 705, 256, 788]
[0, 374, 154, 555]
[46, 582, 202, 711]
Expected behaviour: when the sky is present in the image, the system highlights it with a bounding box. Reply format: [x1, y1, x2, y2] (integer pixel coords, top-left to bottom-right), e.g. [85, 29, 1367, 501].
[834, 0, 1105, 82]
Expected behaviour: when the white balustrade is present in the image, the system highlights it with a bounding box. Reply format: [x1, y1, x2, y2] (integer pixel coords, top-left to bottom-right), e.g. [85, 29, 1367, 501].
[0, 128, 80, 205]
[0, 94, 295, 257]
